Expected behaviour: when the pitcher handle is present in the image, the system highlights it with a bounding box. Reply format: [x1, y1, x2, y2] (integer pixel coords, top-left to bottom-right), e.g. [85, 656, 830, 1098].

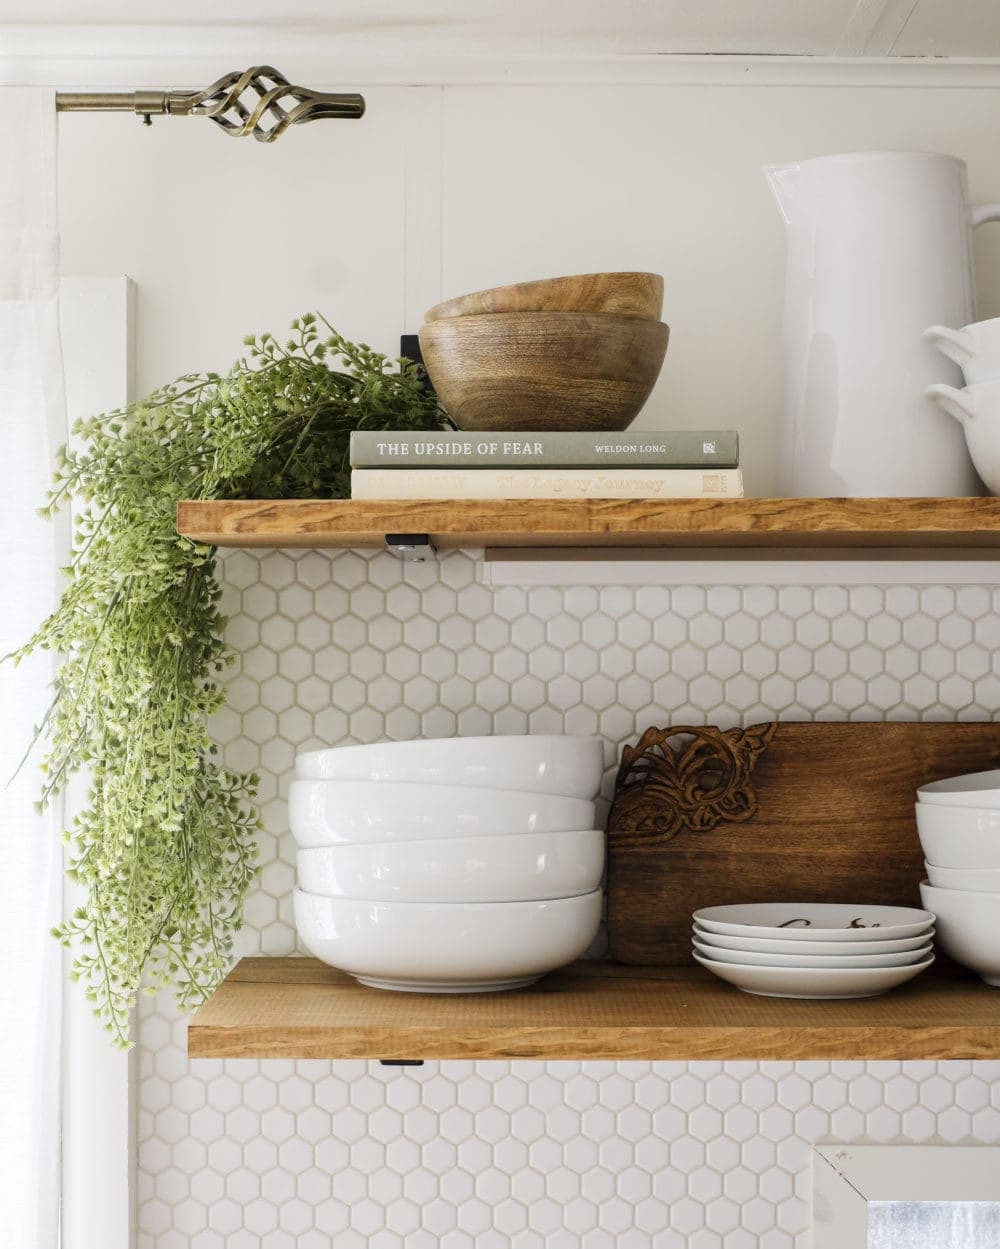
[971, 203, 1000, 227]
[924, 324, 975, 363]
[927, 383, 976, 425]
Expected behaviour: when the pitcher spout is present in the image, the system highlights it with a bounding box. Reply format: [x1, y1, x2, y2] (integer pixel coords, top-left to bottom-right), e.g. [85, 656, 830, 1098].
[764, 162, 800, 225]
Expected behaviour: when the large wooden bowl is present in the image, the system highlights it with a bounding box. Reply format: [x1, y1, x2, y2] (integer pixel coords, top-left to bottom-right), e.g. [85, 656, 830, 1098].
[424, 272, 664, 323]
[418, 311, 669, 432]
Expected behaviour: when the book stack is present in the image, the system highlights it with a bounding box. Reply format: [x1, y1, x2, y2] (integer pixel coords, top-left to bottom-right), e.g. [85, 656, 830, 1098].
[349, 431, 742, 499]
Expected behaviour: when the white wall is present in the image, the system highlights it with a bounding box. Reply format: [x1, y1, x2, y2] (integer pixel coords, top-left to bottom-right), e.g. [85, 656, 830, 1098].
[53, 70, 1000, 1249]
[59, 74, 1000, 493]
[134, 545, 1000, 1249]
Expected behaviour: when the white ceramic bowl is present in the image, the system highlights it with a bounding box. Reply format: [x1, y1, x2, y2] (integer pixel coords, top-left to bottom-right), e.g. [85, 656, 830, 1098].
[918, 769, 1000, 807]
[924, 862, 1000, 891]
[692, 936, 933, 969]
[919, 881, 1000, 986]
[692, 903, 934, 942]
[293, 887, 603, 992]
[692, 924, 934, 956]
[295, 734, 604, 799]
[288, 779, 597, 847]
[693, 951, 934, 999]
[296, 830, 605, 903]
[915, 802, 1000, 869]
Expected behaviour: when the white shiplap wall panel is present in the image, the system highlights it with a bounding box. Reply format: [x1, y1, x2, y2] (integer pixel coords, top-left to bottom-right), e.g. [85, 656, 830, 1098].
[4, 0, 1000, 57]
[891, 0, 1000, 56]
[0, 0, 864, 56]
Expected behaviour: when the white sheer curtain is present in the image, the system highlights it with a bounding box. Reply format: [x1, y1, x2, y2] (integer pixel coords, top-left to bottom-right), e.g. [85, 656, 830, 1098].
[0, 88, 66, 1249]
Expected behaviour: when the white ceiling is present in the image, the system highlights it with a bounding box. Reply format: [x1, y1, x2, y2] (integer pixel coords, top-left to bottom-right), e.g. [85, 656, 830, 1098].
[4, 0, 1000, 58]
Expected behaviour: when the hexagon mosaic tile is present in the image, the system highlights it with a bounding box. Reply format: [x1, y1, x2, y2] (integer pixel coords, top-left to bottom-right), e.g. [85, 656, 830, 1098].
[140, 548, 1000, 1248]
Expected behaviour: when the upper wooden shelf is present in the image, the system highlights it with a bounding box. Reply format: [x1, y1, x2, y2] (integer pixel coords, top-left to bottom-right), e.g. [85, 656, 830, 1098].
[176, 497, 1000, 551]
[187, 958, 1000, 1061]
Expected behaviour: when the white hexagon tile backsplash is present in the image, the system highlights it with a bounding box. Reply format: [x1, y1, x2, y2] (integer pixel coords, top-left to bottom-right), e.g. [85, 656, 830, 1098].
[138, 548, 1000, 1249]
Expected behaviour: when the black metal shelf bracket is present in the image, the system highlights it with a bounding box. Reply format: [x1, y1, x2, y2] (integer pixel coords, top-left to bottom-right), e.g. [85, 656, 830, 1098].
[384, 533, 437, 562]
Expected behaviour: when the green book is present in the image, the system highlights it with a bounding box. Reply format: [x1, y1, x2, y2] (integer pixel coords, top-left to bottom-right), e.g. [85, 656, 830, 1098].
[349, 429, 738, 469]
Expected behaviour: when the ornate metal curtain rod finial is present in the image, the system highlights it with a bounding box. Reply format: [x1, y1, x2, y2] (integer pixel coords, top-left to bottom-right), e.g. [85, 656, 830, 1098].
[56, 66, 365, 142]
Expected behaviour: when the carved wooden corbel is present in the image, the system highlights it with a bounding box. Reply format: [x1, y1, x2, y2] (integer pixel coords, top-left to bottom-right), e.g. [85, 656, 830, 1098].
[609, 723, 777, 841]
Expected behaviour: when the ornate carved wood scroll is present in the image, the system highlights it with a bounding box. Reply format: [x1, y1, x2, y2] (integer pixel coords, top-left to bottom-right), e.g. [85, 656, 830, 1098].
[608, 723, 777, 843]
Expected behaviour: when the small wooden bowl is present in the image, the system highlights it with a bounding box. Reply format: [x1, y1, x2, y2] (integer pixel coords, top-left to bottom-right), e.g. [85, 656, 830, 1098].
[424, 272, 664, 323]
[418, 311, 669, 432]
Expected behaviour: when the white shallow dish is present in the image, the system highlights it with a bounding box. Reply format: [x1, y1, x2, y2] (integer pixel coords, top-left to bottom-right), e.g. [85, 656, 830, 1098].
[693, 951, 934, 999]
[293, 887, 602, 992]
[924, 861, 1000, 891]
[296, 829, 605, 903]
[693, 923, 934, 956]
[296, 734, 604, 799]
[915, 802, 1000, 869]
[918, 769, 1000, 808]
[692, 936, 933, 969]
[920, 881, 1000, 987]
[693, 903, 934, 942]
[288, 779, 597, 847]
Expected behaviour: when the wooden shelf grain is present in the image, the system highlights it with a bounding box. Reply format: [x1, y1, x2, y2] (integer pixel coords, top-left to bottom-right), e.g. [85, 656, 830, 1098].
[187, 958, 1000, 1061]
[176, 497, 1000, 551]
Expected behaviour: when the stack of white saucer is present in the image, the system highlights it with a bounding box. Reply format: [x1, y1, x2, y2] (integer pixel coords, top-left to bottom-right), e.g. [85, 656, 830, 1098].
[692, 902, 936, 999]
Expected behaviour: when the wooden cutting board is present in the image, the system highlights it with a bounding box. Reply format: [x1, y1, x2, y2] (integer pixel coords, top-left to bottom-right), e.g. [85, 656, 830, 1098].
[607, 721, 1000, 966]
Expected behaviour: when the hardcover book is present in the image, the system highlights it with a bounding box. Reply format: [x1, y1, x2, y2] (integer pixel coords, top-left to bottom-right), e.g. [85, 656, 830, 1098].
[350, 429, 738, 469]
[350, 467, 744, 500]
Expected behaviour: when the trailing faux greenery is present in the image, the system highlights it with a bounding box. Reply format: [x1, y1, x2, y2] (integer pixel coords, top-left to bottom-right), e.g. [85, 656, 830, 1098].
[12, 314, 446, 1046]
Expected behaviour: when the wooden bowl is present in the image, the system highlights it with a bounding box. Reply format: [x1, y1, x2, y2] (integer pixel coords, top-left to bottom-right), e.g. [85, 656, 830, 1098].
[424, 272, 664, 323]
[418, 311, 669, 432]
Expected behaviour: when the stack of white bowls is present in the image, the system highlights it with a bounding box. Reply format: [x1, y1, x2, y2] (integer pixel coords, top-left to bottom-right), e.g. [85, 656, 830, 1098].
[692, 903, 935, 999]
[289, 734, 605, 993]
[917, 769, 1000, 987]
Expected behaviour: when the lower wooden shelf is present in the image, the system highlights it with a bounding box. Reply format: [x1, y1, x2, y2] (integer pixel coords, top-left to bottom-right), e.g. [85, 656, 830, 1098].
[187, 958, 1000, 1061]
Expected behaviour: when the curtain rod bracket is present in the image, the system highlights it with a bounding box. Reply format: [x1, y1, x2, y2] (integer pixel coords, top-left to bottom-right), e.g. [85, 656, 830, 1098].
[56, 66, 365, 143]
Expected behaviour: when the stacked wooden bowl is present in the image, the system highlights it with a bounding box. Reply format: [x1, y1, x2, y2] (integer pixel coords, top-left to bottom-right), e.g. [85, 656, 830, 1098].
[418, 271, 668, 432]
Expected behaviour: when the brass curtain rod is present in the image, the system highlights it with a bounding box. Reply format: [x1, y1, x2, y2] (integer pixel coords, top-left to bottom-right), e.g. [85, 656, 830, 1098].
[55, 65, 364, 143]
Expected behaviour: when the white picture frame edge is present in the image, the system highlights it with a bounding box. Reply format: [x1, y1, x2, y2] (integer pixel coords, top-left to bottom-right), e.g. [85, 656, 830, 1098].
[813, 1145, 1000, 1249]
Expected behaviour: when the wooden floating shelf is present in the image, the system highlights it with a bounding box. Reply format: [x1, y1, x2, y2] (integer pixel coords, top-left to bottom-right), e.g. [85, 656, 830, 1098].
[177, 496, 1000, 551]
[187, 958, 1000, 1061]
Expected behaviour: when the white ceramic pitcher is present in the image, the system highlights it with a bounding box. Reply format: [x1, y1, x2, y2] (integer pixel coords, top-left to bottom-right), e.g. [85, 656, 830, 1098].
[765, 151, 1000, 497]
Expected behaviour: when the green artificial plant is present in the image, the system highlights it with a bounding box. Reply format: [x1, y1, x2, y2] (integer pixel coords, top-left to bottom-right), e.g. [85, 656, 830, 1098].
[12, 314, 446, 1045]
